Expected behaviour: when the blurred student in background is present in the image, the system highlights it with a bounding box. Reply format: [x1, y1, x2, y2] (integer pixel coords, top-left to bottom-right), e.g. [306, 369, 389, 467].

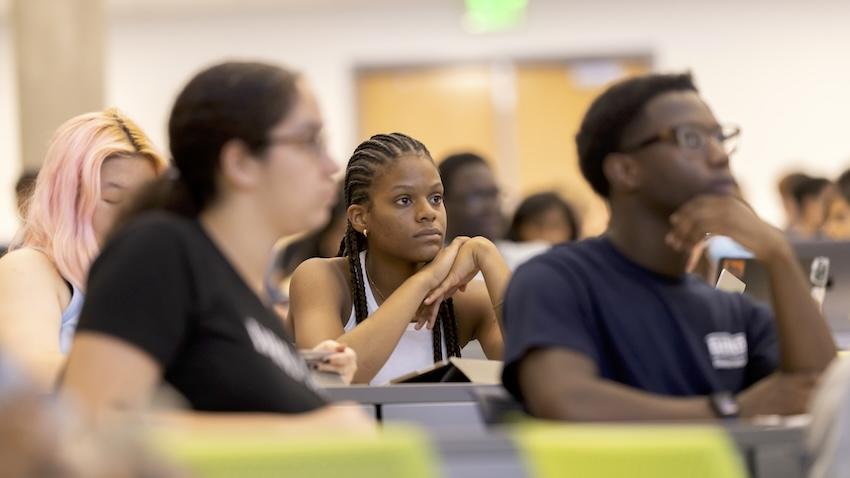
[14, 169, 39, 219]
[507, 191, 580, 245]
[0, 109, 166, 387]
[822, 169, 850, 240]
[786, 175, 832, 241]
[62, 61, 370, 431]
[440, 152, 548, 269]
[440, 152, 505, 242]
[0, 169, 39, 257]
[777, 171, 809, 233]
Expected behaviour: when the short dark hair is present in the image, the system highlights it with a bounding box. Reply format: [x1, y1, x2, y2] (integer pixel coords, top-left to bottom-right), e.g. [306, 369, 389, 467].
[507, 192, 580, 242]
[837, 170, 850, 203]
[576, 73, 698, 197]
[438, 152, 488, 199]
[792, 177, 831, 207]
[15, 169, 38, 200]
[778, 172, 810, 198]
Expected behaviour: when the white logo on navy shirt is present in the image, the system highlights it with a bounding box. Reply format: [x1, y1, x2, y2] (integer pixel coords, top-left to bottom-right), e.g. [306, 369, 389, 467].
[244, 317, 318, 390]
[705, 332, 748, 369]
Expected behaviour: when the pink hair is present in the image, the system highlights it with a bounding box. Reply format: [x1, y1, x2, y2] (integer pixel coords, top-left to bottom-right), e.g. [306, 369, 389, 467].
[11, 108, 167, 291]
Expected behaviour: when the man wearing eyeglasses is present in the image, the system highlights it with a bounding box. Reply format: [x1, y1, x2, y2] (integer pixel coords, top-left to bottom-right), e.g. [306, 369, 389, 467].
[501, 73, 836, 420]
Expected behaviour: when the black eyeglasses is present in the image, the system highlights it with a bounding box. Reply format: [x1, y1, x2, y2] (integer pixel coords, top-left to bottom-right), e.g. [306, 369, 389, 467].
[265, 132, 328, 155]
[622, 123, 741, 156]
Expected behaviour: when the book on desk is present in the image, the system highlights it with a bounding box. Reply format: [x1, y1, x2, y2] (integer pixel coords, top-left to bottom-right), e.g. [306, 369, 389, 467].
[390, 358, 502, 384]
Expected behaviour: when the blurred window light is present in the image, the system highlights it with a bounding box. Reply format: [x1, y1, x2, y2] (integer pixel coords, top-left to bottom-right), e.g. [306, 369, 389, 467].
[570, 61, 626, 88]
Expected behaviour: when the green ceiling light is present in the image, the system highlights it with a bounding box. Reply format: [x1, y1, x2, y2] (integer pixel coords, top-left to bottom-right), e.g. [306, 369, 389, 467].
[464, 0, 529, 33]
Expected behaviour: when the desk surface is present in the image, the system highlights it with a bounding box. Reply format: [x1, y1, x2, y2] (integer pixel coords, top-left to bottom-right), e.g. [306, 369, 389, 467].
[429, 423, 806, 478]
[323, 383, 502, 404]
[325, 384, 808, 478]
[725, 422, 806, 445]
[428, 421, 804, 447]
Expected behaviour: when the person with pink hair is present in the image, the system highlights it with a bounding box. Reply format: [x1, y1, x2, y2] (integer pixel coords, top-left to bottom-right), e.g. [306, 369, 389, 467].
[0, 108, 166, 386]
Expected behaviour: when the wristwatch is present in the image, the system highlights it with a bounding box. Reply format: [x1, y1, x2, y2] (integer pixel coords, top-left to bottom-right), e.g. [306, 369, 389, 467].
[709, 391, 740, 419]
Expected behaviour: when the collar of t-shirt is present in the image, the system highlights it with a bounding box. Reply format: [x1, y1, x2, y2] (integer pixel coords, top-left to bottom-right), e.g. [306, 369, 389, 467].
[596, 236, 688, 286]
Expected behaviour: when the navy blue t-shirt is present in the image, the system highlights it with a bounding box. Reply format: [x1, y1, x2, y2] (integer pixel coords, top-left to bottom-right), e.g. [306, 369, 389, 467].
[501, 236, 778, 401]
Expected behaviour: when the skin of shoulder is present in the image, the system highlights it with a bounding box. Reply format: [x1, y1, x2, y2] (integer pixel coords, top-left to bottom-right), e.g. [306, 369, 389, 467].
[0, 248, 71, 385]
[288, 256, 352, 346]
[0, 248, 70, 313]
[449, 279, 495, 346]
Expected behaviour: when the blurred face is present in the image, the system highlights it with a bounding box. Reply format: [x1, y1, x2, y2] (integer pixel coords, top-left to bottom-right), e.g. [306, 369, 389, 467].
[822, 195, 850, 240]
[445, 163, 504, 240]
[619, 91, 736, 215]
[800, 186, 832, 230]
[258, 80, 339, 236]
[518, 206, 574, 244]
[781, 193, 800, 225]
[363, 155, 446, 263]
[92, 154, 158, 246]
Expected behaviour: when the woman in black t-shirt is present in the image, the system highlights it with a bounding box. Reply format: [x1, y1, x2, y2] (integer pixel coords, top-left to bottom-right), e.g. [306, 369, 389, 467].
[61, 62, 372, 430]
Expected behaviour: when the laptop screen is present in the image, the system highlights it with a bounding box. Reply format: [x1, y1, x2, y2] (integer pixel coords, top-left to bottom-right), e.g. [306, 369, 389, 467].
[718, 240, 850, 349]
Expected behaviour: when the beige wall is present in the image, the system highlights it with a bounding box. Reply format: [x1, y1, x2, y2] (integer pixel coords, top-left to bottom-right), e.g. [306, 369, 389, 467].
[12, 0, 104, 171]
[1, 0, 850, 241]
[0, 16, 19, 235]
[356, 60, 651, 237]
[357, 64, 500, 169]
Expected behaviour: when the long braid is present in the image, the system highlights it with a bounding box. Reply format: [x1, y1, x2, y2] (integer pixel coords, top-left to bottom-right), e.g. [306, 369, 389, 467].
[343, 224, 369, 324]
[432, 299, 462, 361]
[340, 132, 462, 362]
[442, 298, 462, 358]
[340, 139, 393, 324]
[431, 313, 443, 362]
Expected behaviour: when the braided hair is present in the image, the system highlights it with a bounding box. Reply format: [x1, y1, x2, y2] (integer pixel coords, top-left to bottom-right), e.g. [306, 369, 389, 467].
[338, 132, 462, 361]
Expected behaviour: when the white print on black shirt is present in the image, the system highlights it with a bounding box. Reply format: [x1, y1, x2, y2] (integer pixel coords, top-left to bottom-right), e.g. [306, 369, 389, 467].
[704, 332, 748, 369]
[244, 317, 319, 391]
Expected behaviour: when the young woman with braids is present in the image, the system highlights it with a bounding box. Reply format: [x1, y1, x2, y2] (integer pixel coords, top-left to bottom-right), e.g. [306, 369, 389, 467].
[0, 109, 167, 387]
[289, 133, 509, 385]
[61, 62, 372, 432]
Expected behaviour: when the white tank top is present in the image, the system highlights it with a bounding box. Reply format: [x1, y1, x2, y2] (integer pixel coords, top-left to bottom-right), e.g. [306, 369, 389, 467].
[345, 251, 446, 385]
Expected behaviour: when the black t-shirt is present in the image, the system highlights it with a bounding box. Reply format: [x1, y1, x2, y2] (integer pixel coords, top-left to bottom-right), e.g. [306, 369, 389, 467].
[76, 212, 326, 413]
[502, 236, 778, 402]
